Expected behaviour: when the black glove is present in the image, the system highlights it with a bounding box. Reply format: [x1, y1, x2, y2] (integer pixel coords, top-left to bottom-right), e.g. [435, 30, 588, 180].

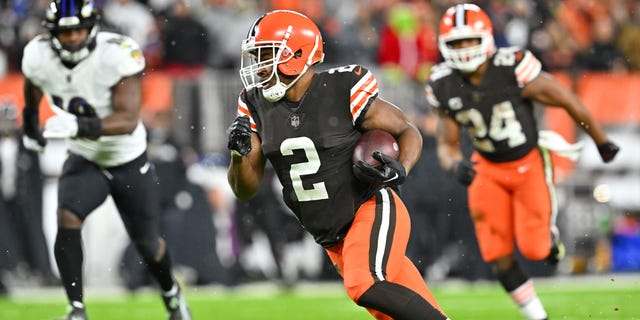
[22, 133, 47, 153]
[597, 141, 619, 163]
[22, 105, 46, 147]
[30, 132, 47, 147]
[227, 115, 252, 156]
[452, 160, 476, 186]
[353, 151, 406, 189]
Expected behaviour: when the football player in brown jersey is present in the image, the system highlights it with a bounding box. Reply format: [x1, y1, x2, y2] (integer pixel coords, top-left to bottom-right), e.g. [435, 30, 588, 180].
[426, 3, 620, 320]
[227, 9, 449, 320]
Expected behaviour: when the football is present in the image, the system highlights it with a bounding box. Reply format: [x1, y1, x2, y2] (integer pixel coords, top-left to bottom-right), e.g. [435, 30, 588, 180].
[352, 130, 400, 168]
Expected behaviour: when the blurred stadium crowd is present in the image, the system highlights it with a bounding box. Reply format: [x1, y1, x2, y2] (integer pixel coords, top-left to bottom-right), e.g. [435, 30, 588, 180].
[2, 0, 640, 74]
[1, 0, 639, 295]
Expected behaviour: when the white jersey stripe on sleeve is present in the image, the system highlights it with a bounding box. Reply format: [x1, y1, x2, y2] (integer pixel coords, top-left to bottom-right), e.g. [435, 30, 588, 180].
[351, 77, 378, 114]
[237, 97, 257, 131]
[515, 51, 542, 86]
[350, 71, 378, 123]
[425, 85, 440, 107]
[515, 50, 533, 75]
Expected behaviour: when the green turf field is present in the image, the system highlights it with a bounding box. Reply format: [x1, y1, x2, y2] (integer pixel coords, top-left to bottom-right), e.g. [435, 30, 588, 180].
[1, 275, 638, 319]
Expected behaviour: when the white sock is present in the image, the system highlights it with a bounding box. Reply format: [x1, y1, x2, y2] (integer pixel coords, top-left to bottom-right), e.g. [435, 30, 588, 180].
[509, 280, 548, 320]
[520, 296, 547, 320]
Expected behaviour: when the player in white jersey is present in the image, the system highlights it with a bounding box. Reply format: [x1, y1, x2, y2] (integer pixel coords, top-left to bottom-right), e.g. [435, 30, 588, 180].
[21, 0, 191, 319]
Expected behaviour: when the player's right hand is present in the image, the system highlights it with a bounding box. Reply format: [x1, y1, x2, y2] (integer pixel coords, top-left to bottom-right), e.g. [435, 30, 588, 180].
[353, 151, 407, 189]
[22, 134, 46, 153]
[597, 141, 619, 163]
[227, 115, 252, 156]
[43, 113, 78, 139]
[453, 160, 476, 186]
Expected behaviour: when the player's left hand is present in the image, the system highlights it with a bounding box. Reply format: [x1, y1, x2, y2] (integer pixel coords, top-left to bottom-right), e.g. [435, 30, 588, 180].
[22, 135, 46, 153]
[227, 115, 252, 156]
[597, 141, 619, 163]
[353, 151, 406, 189]
[453, 160, 476, 186]
[43, 113, 78, 139]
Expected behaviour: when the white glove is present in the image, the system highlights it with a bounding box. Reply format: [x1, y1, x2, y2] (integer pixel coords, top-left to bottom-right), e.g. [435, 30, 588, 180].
[43, 113, 78, 139]
[538, 130, 584, 162]
[22, 135, 45, 153]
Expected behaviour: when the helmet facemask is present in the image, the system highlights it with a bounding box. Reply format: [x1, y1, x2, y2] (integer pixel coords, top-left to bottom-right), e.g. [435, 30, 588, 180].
[240, 38, 299, 103]
[439, 32, 494, 73]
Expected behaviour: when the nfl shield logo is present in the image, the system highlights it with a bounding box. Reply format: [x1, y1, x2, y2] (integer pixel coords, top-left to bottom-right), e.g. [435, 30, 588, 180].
[289, 114, 300, 129]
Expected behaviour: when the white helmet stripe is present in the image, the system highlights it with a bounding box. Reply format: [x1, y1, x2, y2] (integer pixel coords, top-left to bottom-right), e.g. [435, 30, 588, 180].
[455, 5, 465, 27]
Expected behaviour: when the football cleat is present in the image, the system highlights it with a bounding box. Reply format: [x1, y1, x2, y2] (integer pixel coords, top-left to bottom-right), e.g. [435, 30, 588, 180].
[546, 225, 566, 266]
[55, 304, 87, 320]
[162, 285, 192, 320]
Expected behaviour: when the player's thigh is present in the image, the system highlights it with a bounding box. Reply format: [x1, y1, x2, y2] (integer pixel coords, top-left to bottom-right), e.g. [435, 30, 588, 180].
[58, 154, 110, 220]
[108, 153, 161, 238]
[514, 155, 553, 259]
[341, 194, 380, 294]
[341, 188, 409, 299]
[468, 170, 514, 261]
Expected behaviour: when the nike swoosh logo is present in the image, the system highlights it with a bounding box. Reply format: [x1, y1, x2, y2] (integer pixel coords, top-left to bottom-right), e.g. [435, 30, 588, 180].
[354, 66, 362, 76]
[383, 173, 398, 183]
[140, 162, 150, 174]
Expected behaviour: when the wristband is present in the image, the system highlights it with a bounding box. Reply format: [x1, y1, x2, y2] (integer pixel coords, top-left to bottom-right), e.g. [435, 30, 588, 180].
[22, 105, 41, 138]
[76, 117, 102, 138]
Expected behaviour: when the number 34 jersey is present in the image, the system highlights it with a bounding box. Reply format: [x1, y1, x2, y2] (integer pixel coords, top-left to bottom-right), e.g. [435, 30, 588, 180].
[21, 32, 147, 168]
[236, 65, 377, 248]
[426, 47, 543, 162]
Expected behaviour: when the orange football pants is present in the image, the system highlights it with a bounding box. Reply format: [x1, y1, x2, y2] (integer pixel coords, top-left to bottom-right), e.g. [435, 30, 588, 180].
[325, 188, 443, 320]
[468, 148, 556, 262]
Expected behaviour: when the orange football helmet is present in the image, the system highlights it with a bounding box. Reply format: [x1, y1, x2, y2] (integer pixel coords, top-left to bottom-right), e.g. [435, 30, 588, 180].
[438, 3, 495, 72]
[239, 10, 324, 102]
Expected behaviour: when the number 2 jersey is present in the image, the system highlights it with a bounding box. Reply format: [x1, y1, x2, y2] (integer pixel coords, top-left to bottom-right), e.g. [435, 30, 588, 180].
[21, 32, 147, 168]
[426, 47, 543, 162]
[236, 65, 377, 248]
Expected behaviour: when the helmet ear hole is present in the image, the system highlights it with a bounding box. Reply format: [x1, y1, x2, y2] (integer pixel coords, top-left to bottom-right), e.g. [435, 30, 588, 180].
[277, 49, 303, 75]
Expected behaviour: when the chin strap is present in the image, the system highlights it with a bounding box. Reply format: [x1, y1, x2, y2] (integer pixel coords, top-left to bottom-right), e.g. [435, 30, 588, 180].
[51, 26, 98, 64]
[262, 68, 307, 102]
[57, 45, 92, 63]
[262, 78, 288, 102]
